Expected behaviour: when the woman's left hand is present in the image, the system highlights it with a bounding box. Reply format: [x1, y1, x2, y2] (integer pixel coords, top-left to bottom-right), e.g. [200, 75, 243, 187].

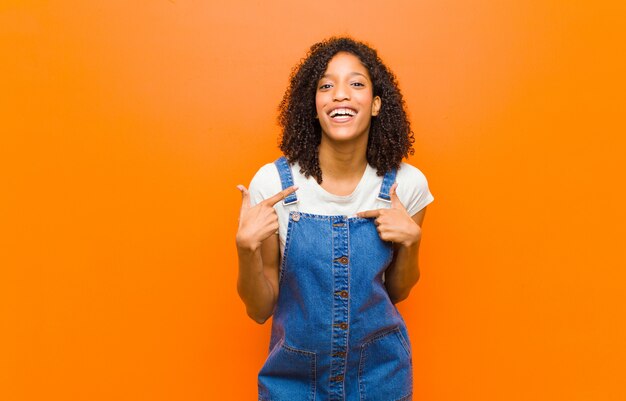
[356, 183, 421, 248]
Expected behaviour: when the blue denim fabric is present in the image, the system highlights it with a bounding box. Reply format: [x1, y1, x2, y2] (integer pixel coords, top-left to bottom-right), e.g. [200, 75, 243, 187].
[258, 157, 413, 401]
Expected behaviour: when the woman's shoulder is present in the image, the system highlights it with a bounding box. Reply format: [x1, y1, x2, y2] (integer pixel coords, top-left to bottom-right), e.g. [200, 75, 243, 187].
[395, 161, 435, 215]
[251, 162, 280, 182]
[248, 162, 282, 205]
[397, 162, 430, 185]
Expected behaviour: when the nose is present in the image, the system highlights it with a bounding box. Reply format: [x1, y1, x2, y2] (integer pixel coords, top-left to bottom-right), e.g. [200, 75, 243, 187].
[333, 83, 350, 101]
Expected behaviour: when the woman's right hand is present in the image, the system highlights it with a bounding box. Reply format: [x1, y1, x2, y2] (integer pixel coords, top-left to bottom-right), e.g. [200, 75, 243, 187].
[235, 184, 298, 251]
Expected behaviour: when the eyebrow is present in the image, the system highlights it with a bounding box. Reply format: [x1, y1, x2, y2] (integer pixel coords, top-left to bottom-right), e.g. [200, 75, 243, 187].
[320, 72, 369, 79]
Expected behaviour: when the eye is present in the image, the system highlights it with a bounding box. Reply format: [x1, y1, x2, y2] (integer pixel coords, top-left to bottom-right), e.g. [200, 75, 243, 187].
[318, 83, 332, 90]
[351, 82, 365, 87]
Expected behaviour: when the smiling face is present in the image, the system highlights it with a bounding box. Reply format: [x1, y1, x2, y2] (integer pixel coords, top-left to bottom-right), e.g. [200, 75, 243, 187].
[315, 52, 381, 145]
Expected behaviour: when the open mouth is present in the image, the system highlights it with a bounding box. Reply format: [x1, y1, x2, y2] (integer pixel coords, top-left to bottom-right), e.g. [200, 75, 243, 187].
[329, 107, 357, 121]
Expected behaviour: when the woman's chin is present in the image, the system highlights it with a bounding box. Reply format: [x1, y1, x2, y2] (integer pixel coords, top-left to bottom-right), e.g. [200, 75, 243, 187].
[321, 128, 370, 144]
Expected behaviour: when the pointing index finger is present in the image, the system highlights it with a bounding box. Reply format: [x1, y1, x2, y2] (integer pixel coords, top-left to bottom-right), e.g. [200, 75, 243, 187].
[357, 209, 382, 219]
[264, 185, 299, 207]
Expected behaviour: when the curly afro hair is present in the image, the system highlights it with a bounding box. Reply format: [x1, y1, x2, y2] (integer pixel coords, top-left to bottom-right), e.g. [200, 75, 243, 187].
[278, 36, 414, 183]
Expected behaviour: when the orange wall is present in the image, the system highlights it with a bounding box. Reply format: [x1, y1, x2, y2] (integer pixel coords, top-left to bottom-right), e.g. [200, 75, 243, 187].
[2, 1, 625, 400]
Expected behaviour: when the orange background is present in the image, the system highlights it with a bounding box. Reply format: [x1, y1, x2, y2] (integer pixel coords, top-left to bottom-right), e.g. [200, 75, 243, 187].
[2, 1, 625, 400]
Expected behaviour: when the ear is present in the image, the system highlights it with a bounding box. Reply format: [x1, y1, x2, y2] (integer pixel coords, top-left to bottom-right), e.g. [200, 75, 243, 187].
[371, 96, 382, 116]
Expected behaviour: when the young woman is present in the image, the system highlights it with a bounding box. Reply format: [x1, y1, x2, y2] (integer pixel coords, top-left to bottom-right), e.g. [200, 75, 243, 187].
[236, 37, 434, 401]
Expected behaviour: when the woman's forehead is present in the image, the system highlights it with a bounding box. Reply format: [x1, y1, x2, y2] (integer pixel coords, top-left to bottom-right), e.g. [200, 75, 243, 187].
[321, 52, 371, 79]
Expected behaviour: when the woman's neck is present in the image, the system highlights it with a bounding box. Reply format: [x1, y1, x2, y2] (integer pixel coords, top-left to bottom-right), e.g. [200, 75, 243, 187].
[317, 138, 368, 195]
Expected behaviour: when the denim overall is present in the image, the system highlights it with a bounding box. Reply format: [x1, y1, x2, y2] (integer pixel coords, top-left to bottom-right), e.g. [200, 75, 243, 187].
[258, 156, 413, 401]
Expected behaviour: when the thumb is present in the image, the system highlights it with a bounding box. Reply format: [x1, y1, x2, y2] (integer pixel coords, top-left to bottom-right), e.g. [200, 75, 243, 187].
[236, 185, 250, 209]
[390, 183, 405, 210]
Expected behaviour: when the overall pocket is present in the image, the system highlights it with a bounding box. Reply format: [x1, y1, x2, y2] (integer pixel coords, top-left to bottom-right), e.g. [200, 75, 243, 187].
[358, 327, 413, 401]
[258, 340, 316, 401]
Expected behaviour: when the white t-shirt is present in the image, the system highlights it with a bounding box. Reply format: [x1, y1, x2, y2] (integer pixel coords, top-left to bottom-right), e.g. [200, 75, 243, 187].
[248, 160, 435, 255]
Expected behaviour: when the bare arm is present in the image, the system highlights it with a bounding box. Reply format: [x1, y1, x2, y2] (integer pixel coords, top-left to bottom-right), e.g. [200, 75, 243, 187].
[384, 209, 426, 303]
[236, 235, 280, 323]
[357, 183, 427, 304]
[235, 185, 296, 323]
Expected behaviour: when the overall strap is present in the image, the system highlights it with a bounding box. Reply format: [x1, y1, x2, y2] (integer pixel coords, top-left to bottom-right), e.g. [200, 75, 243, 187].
[376, 168, 398, 202]
[274, 156, 299, 206]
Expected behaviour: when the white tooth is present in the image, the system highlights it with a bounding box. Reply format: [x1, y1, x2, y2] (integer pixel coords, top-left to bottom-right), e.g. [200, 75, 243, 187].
[330, 108, 357, 117]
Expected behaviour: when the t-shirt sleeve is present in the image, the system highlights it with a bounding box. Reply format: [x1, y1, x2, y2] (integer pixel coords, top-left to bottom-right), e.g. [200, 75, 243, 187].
[397, 163, 435, 216]
[247, 163, 282, 207]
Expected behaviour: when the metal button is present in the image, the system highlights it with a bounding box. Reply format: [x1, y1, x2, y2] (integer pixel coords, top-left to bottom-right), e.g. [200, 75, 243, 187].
[291, 212, 300, 222]
[332, 351, 346, 358]
[330, 375, 344, 382]
[337, 256, 348, 265]
[335, 290, 348, 298]
[334, 322, 348, 330]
